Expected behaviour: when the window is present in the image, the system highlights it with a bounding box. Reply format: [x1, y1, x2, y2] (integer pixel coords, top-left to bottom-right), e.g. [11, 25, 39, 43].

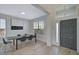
[56, 5, 76, 18]
[33, 21, 44, 34]
[0, 19, 6, 29]
[33, 22, 38, 29]
[39, 21, 44, 29]
[56, 23, 59, 43]
[0, 19, 6, 37]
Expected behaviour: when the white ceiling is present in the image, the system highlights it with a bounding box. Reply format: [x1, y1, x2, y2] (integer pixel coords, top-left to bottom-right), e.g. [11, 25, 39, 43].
[0, 4, 47, 20]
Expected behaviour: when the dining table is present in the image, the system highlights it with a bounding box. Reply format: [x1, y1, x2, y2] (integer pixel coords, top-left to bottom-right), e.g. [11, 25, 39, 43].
[7, 34, 37, 50]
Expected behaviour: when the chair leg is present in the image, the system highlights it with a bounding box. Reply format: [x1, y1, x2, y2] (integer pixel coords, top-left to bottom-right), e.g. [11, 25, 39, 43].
[21, 42, 24, 48]
[3, 44, 11, 54]
[2, 45, 7, 54]
[21, 42, 25, 48]
[0, 46, 5, 54]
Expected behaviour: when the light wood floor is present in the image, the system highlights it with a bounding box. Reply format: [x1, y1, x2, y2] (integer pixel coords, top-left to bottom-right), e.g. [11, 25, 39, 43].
[0, 40, 78, 55]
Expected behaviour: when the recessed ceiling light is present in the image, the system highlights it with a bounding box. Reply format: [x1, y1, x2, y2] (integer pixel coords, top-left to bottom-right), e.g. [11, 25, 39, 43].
[20, 12, 25, 15]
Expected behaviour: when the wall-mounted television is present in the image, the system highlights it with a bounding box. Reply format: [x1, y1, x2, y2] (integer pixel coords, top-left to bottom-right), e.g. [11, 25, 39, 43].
[11, 26, 23, 30]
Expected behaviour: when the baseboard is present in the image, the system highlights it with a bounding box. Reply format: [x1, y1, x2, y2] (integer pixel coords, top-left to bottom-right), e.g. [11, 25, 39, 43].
[52, 42, 60, 46]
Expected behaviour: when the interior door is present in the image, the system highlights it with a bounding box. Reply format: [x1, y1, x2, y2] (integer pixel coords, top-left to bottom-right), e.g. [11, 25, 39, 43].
[60, 18, 77, 50]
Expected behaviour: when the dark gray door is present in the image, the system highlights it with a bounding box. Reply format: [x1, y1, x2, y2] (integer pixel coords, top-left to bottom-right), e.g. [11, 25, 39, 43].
[60, 18, 77, 50]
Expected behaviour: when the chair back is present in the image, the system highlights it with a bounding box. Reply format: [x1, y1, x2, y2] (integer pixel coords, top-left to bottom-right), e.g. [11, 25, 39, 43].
[17, 34, 21, 36]
[25, 34, 27, 36]
[20, 36, 26, 42]
[2, 38, 7, 44]
[28, 35, 33, 40]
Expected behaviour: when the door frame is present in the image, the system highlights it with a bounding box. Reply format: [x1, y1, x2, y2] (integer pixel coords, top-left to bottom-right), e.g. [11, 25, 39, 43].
[56, 16, 77, 47]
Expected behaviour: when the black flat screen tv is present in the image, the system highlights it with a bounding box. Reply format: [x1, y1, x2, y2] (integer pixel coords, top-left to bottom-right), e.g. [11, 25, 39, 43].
[11, 26, 23, 30]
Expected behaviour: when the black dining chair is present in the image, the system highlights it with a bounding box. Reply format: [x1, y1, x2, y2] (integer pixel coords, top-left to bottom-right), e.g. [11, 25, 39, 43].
[19, 36, 27, 48]
[24, 34, 27, 36]
[20, 36, 27, 42]
[3, 38, 12, 44]
[17, 34, 21, 36]
[2, 38, 12, 53]
[28, 35, 33, 40]
[28, 33, 37, 42]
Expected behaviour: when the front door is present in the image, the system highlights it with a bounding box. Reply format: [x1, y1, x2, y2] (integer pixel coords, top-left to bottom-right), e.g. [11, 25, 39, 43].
[60, 18, 77, 50]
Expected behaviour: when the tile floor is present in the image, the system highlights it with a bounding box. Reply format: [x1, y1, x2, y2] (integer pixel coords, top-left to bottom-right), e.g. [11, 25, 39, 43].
[0, 40, 78, 55]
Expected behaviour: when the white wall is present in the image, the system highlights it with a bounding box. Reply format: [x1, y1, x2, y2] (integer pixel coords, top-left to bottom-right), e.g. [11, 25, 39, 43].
[76, 5, 79, 53]
[37, 16, 48, 43]
[6, 18, 30, 37]
[39, 5, 57, 46]
[77, 17, 79, 53]
[29, 16, 48, 43]
[29, 15, 56, 46]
